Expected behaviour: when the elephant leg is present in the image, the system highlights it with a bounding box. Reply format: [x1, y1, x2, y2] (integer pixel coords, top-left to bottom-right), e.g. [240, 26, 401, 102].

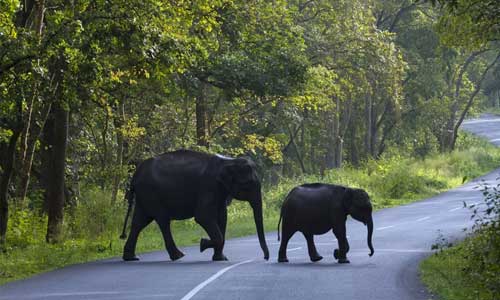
[278, 223, 295, 263]
[196, 217, 226, 261]
[201, 207, 227, 251]
[303, 233, 322, 262]
[332, 225, 350, 264]
[217, 206, 227, 240]
[123, 205, 153, 261]
[156, 219, 184, 261]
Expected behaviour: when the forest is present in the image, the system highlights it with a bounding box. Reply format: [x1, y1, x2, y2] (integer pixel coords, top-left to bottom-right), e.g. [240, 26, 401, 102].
[0, 0, 500, 296]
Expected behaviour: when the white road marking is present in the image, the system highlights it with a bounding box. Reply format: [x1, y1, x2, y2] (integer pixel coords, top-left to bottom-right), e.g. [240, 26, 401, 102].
[449, 207, 462, 212]
[180, 259, 253, 300]
[287, 247, 302, 252]
[4, 291, 125, 299]
[416, 217, 430, 222]
[269, 242, 338, 246]
[376, 225, 395, 231]
[375, 248, 433, 253]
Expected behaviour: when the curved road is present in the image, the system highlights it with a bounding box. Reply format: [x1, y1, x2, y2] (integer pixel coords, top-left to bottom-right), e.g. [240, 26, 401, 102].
[1, 114, 499, 300]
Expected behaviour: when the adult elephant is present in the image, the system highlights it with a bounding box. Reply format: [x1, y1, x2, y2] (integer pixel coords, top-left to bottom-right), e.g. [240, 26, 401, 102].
[120, 150, 269, 261]
[277, 183, 374, 263]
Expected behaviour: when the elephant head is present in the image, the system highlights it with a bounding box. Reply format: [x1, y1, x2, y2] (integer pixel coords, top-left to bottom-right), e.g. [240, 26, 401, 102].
[343, 188, 374, 257]
[217, 157, 270, 260]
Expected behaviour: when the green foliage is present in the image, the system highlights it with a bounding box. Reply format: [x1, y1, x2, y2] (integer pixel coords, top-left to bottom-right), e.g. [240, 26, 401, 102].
[0, 0, 18, 38]
[430, 0, 500, 48]
[420, 176, 500, 300]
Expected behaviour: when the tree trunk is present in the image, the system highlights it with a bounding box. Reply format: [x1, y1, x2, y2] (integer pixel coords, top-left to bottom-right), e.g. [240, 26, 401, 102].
[45, 101, 68, 243]
[333, 96, 342, 168]
[451, 52, 500, 149]
[325, 109, 336, 169]
[443, 50, 486, 152]
[287, 126, 306, 174]
[349, 123, 359, 167]
[18, 102, 52, 203]
[370, 101, 378, 157]
[15, 0, 46, 204]
[45, 53, 68, 243]
[0, 130, 21, 248]
[364, 93, 372, 158]
[195, 82, 208, 147]
[111, 100, 125, 203]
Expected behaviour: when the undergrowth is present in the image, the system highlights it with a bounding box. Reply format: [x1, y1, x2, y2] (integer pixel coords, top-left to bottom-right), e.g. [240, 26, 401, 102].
[420, 177, 500, 300]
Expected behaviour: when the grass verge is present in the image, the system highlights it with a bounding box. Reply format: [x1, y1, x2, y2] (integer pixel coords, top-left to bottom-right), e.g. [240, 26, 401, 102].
[420, 170, 500, 300]
[1, 133, 500, 285]
[420, 230, 499, 300]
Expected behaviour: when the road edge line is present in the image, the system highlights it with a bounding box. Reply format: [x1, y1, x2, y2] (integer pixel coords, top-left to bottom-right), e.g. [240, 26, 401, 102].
[180, 259, 254, 300]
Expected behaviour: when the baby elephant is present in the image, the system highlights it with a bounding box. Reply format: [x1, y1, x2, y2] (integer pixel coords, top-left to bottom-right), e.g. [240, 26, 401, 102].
[277, 183, 374, 263]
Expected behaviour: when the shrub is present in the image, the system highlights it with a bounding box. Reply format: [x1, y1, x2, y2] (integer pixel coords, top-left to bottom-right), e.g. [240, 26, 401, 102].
[464, 178, 500, 295]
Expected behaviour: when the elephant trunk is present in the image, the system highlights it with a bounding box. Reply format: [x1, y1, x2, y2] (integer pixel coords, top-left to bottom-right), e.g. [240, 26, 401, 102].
[367, 215, 374, 257]
[251, 191, 269, 260]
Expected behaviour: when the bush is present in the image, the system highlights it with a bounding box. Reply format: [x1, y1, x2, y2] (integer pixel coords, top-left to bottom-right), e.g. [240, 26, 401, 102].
[420, 176, 500, 300]
[465, 178, 500, 295]
[6, 208, 46, 250]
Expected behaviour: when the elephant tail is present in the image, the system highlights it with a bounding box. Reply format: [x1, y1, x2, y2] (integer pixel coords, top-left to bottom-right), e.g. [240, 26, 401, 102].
[277, 207, 283, 241]
[119, 185, 135, 240]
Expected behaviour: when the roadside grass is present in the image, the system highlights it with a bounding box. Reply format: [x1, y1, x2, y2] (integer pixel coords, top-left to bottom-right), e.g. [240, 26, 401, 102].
[420, 164, 500, 300]
[420, 231, 499, 300]
[482, 107, 500, 115]
[1, 132, 500, 285]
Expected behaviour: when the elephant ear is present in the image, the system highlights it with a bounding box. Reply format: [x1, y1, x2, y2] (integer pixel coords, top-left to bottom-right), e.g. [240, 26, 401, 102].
[233, 158, 255, 184]
[216, 162, 234, 193]
[347, 188, 372, 209]
[217, 158, 257, 195]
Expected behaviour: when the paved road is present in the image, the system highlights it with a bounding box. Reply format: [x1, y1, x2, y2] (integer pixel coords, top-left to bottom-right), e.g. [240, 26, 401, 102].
[1, 114, 499, 300]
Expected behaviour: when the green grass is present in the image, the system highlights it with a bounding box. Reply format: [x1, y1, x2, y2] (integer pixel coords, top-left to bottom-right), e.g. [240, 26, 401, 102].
[1, 133, 500, 285]
[482, 107, 500, 115]
[420, 231, 499, 300]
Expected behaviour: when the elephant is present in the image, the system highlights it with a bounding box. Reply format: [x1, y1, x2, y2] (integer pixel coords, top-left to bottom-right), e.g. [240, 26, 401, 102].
[119, 150, 269, 262]
[277, 183, 374, 263]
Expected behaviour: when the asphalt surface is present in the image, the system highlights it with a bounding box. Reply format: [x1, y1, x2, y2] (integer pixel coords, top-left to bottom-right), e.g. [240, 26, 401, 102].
[1, 114, 499, 300]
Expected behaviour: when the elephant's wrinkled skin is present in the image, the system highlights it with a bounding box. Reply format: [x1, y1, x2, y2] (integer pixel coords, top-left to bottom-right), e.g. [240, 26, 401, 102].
[277, 183, 374, 263]
[120, 150, 269, 262]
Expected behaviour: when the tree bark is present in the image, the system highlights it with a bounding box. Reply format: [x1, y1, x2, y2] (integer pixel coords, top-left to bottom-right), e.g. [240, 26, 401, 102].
[45, 53, 68, 243]
[324, 108, 336, 169]
[196, 82, 208, 147]
[18, 102, 52, 202]
[333, 96, 342, 168]
[287, 126, 307, 174]
[349, 123, 359, 167]
[111, 100, 125, 203]
[0, 130, 21, 248]
[364, 93, 373, 158]
[45, 100, 68, 243]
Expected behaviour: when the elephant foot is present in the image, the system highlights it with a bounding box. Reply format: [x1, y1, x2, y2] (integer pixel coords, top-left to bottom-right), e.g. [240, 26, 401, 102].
[169, 250, 185, 261]
[338, 258, 350, 264]
[334, 249, 349, 263]
[123, 254, 140, 261]
[212, 253, 228, 261]
[278, 256, 289, 263]
[310, 255, 323, 262]
[200, 238, 212, 252]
